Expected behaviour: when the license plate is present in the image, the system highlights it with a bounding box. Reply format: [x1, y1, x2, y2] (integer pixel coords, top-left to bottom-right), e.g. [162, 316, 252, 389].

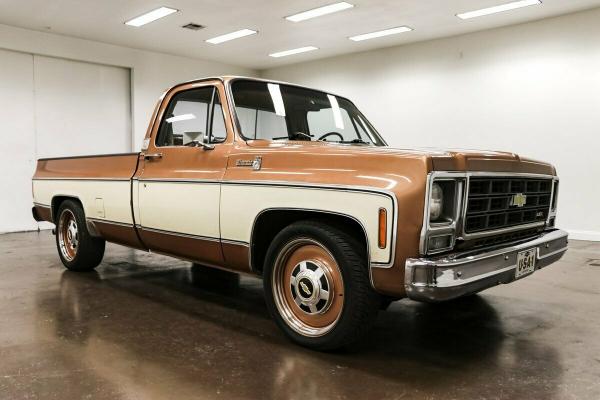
[515, 248, 537, 279]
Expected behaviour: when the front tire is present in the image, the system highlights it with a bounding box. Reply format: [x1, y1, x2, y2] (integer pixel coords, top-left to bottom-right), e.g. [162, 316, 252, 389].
[55, 200, 105, 271]
[263, 221, 380, 350]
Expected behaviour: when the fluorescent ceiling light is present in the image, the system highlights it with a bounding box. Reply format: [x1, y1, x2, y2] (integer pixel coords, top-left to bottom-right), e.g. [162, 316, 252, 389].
[349, 26, 412, 42]
[285, 2, 354, 22]
[125, 7, 178, 27]
[457, 0, 541, 19]
[269, 46, 319, 58]
[206, 29, 257, 44]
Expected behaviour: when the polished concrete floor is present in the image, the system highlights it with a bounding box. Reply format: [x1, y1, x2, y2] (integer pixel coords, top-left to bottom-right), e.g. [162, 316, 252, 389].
[0, 231, 598, 400]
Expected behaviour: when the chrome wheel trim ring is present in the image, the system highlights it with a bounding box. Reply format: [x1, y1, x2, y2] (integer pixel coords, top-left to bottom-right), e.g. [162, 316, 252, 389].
[58, 209, 78, 261]
[271, 238, 344, 338]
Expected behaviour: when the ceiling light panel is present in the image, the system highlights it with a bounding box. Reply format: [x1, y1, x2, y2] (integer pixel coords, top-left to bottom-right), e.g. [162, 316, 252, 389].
[457, 0, 542, 20]
[286, 2, 354, 22]
[349, 26, 413, 42]
[206, 29, 257, 44]
[269, 46, 319, 58]
[125, 7, 178, 27]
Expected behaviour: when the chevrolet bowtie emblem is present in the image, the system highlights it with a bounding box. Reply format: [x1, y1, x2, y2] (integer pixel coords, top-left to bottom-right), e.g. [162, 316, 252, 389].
[300, 281, 311, 296]
[510, 193, 527, 208]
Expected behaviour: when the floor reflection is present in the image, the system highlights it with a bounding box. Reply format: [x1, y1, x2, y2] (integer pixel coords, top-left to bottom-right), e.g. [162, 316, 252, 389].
[29, 247, 565, 399]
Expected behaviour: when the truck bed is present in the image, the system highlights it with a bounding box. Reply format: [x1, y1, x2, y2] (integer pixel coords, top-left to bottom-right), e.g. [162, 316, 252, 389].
[33, 153, 140, 181]
[32, 152, 143, 248]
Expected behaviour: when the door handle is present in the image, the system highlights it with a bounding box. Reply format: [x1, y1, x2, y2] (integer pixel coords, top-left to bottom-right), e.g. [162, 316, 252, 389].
[144, 153, 162, 160]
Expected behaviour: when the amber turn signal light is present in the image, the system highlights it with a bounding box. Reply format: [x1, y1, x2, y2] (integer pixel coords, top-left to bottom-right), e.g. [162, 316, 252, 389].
[378, 208, 387, 249]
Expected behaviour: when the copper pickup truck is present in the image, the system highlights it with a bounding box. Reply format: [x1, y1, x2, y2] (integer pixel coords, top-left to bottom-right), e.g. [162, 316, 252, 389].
[32, 76, 568, 349]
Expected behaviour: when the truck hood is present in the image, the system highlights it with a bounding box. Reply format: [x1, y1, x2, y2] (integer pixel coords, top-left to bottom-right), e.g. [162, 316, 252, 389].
[244, 140, 556, 176]
[418, 147, 556, 175]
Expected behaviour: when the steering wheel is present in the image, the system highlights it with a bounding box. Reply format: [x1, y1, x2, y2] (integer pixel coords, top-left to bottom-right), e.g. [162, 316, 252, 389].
[317, 132, 344, 142]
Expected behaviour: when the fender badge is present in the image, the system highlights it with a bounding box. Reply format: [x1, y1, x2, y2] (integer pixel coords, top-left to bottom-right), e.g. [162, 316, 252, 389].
[252, 156, 262, 171]
[236, 156, 262, 170]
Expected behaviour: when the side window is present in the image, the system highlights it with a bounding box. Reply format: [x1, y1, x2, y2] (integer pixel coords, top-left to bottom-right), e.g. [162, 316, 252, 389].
[156, 86, 227, 147]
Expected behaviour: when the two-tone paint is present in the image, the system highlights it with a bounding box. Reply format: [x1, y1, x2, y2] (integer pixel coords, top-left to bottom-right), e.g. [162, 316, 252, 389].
[32, 76, 558, 297]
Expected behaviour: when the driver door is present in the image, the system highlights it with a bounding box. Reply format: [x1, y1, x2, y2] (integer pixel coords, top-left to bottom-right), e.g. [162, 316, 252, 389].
[135, 81, 230, 266]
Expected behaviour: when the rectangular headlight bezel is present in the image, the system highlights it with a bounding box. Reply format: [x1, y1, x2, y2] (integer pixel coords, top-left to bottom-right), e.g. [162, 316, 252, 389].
[547, 177, 560, 225]
[420, 173, 466, 255]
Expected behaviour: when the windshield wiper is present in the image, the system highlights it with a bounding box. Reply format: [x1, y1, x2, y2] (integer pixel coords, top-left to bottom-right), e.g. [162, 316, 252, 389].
[341, 139, 370, 145]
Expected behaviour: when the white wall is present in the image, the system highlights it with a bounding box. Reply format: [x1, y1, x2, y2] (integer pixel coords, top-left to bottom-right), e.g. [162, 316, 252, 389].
[33, 56, 131, 159]
[0, 23, 254, 151]
[0, 51, 132, 233]
[262, 8, 600, 241]
[0, 49, 36, 232]
[0, 23, 254, 233]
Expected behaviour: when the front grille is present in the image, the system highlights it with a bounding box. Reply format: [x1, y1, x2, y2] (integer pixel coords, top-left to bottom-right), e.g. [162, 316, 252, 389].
[465, 177, 552, 234]
[455, 227, 542, 251]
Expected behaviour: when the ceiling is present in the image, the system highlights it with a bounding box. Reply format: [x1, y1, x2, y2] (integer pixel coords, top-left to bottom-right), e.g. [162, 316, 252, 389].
[1, 0, 599, 70]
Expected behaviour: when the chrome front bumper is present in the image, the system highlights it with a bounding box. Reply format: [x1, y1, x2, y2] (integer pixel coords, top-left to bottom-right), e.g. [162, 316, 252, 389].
[405, 229, 569, 302]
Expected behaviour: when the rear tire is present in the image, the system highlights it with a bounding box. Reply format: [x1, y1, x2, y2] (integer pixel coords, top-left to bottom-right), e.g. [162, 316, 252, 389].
[55, 200, 105, 271]
[263, 220, 380, 350]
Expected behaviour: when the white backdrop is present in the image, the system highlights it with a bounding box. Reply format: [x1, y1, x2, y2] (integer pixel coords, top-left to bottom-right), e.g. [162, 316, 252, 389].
[263, 8, 600, 241]
[34, 56, 131, 159]
[0, 50, 131, 233]
[0, 22, 253, 234]
[0, 49, 37, 232]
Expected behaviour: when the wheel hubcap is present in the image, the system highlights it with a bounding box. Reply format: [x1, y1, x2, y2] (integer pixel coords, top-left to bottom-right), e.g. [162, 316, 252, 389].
[272, 238, 344, 337]
[58, 210, 78, 261]
[290, 261, 331, 314]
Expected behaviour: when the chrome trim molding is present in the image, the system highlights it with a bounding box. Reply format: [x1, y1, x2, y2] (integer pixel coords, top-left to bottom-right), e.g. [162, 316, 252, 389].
[86, 218, 134, 237]
[221, 238, 250, 247]
[405, 229, 568, 302]
[37, 152, 139, 162]
[33, 177, 131, 182]
[546, 177, 559, 224]
[136, 226, 249, 247]
[87, 218, 134, 228]
[140, 226, 221, 243]
[139, 178, 219, 184]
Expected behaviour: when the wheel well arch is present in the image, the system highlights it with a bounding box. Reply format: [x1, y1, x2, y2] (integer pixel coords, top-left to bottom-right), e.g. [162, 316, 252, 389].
[249, 208, 370, 274]
[51, 195, 83, 223]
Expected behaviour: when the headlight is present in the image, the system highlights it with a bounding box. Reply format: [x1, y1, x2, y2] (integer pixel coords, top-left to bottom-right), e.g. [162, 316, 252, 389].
[422, 177, 463, 255]
[430, 183, 443, 221]
[429, 180, 457, 224]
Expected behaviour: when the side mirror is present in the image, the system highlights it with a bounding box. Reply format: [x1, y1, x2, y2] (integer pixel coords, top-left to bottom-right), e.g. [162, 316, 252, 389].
[202, 135, 215, 151]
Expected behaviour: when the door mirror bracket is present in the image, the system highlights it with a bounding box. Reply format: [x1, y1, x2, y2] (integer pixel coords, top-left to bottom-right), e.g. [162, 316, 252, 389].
[185, 140, 215, 150]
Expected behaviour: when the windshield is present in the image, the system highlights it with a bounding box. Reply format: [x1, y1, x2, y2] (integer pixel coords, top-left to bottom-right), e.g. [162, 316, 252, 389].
[231, 80, 386, 146]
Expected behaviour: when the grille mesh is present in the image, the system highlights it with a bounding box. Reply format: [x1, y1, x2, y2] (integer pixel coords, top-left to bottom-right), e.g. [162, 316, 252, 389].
[465, 178, 552, 234]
